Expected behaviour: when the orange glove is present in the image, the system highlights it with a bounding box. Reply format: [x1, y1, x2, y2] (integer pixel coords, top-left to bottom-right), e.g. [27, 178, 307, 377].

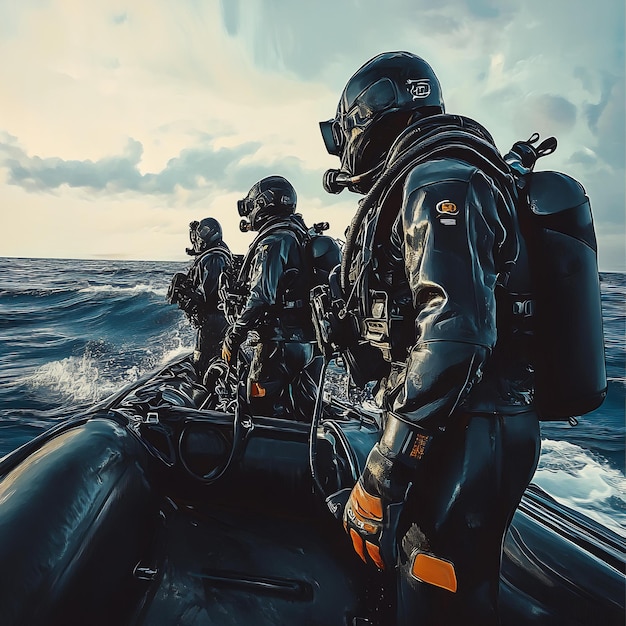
[221, 330, 242, 365]
[343, 443, 410, 571]
[221, 342, 232, 364]
[343, 421, 433, 571]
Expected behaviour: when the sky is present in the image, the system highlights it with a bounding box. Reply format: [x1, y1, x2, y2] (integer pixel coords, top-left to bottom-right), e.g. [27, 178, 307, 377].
[0, 0, 624, 271]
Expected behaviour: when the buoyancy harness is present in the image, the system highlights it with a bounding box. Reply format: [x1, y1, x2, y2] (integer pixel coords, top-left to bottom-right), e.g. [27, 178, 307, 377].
[167, 244, 231, 327]
[316, 115, 521, 387]
[195, 244, 233, 310]
[222, 216, 341, 336]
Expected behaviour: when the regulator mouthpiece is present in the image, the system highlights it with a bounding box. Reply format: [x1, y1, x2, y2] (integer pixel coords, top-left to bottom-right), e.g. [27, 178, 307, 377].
[239, 219, 252, 232]
[323, 169, 351, 194]
[323, 167, 380, 195]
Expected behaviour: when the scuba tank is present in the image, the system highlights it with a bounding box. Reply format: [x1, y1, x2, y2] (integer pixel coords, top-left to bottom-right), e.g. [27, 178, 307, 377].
[307, 221, 342, 287]
[505, 135, 607, 420]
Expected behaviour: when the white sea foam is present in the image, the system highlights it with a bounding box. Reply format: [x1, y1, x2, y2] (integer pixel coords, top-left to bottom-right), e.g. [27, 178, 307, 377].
[535, 438, 626, 536]
[26, 353, 134, 402]
[159, 344, 195, 363]
[24, 335, 194, 404]
[79, 283, 168, 297]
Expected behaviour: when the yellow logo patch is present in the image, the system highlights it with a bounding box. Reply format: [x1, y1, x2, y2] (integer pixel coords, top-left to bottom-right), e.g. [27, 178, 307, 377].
[436, 200, 458, 215]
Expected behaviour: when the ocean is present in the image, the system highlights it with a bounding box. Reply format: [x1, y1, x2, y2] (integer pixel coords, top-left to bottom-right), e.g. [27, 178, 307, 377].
[0, 256, 624, 536]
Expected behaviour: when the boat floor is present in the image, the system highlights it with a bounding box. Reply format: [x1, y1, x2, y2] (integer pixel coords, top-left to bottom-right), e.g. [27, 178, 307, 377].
[132, 489, 393, 626]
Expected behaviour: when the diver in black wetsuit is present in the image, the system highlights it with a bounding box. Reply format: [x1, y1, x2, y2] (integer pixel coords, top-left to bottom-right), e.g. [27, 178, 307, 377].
[167, 217, 231, 377]
[319, 51, 541, 625]
[220, 176, 323, 422]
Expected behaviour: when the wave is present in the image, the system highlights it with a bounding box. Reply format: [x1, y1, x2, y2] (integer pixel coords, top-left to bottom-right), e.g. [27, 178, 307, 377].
[535, 438, 626, 536]
[21, 334, 194, 405]
[25, 352, 132, 403]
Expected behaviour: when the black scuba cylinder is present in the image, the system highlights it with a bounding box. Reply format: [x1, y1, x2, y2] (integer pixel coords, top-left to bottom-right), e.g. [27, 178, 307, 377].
[522, 171, 607, 420]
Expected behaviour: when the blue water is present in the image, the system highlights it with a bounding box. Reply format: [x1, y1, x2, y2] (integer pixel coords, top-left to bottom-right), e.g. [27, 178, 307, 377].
[0, 257, 624, 535]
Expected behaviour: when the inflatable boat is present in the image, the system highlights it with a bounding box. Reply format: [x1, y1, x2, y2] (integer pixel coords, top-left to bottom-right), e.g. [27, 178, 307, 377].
[0, 354, 623, 625]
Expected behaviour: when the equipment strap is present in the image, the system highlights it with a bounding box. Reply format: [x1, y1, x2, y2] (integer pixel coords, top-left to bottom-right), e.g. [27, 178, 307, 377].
[237, 219, 309, 283]
[341, 118, 519, 310]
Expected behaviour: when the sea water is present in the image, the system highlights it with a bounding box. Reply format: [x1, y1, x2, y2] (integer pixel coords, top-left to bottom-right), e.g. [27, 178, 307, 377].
[0, 257, 624, 535]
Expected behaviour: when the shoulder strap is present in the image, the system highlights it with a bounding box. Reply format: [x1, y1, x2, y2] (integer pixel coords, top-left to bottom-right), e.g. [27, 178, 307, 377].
[193, 244, 232, 267]
[238, 220, 309, 282]
[343, 157, 421, 311]
[342, 117, 519, 299]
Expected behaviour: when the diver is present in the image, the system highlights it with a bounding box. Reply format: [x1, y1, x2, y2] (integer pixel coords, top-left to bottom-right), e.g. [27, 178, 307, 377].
[318, 51, 542, 625]
[167, 217, 232, 379]
[220, 176, 323, 422]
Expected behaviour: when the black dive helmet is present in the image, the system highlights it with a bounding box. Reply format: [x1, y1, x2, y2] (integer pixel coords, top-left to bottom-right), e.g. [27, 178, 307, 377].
[187, 217, 222, 255]
[238, 175, 297, 232]
[320, 51, 445, 194]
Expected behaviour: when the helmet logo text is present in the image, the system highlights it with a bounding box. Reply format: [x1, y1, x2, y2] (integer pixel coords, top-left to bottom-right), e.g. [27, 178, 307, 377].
[406, 79, 431, 100]
[436, 200, 458, 215]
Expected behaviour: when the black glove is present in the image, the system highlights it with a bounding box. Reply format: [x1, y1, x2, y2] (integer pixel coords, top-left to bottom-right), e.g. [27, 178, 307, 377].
[343, 415, 433, 570]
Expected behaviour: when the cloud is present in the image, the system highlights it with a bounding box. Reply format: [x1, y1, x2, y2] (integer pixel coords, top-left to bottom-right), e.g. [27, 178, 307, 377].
[220, 0, 239, 36]
[4, 139, 142, 192]
[112, 12, 127, 26]
[0, 136, 272, 195]
[0, 131, 331, 216]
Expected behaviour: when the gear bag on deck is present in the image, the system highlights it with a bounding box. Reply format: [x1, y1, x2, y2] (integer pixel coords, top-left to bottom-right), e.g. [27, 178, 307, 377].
[505, 135, 607, 420]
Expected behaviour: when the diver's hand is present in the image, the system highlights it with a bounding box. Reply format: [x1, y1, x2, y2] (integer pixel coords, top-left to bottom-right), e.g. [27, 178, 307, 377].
[221, 331, 242, 365]
[221, 341, 232, 364]
[343, 444, 411, 571]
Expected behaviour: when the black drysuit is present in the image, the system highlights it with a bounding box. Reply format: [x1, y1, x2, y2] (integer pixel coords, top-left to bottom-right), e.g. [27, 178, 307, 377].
[186, 244, 231, 375]
[346, 117, 541, 625]
[225, 215, 322, 421]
